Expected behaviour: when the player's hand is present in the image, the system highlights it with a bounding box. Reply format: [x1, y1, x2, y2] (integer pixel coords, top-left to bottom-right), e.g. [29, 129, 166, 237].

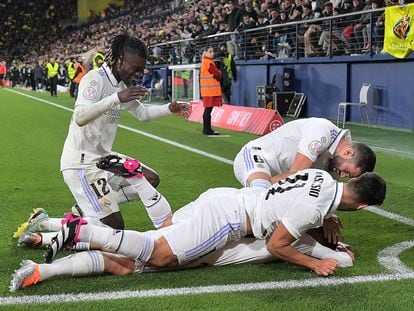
[323, 215, 343, 245]
[169, 99, 191, 119]
[312, 258, 339, 276]
[118, 86, 149, 103]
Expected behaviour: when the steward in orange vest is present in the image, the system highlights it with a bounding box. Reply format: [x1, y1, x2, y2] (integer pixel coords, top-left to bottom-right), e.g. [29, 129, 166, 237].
[200, 47, 222, 135]
[73, 59, 87, 98]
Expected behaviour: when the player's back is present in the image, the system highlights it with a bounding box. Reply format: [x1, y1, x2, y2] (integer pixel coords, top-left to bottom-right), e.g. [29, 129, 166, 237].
[245, 169, 340, 240]
[244, 118, 344, 174]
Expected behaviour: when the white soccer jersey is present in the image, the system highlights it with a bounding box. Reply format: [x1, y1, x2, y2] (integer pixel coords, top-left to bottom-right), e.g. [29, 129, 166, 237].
[60, 63, 171, 170]
[245, 169, 343, 240]
[234, 118, 350, 185]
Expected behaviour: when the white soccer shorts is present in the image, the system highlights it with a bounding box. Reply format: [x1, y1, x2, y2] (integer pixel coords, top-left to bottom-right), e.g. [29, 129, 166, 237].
[163, 188, 248, 265]
[233, 146, 272, 186]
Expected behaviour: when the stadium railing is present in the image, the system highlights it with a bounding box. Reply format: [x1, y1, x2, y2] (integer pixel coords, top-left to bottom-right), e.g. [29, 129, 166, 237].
[148, 8, 386, 65]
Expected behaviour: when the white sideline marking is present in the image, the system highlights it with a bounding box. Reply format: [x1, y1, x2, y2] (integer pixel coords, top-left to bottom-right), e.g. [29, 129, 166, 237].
[3, 89, 414, 305]
[370, 145, 414, 158]
[119, 124, 234, 165]
[4, 88, 234, 165]
[377, 241, 414, 274]
[366, 206, 414, 227]
[2, 272, 414, 306]
[4, 88, 74, 112]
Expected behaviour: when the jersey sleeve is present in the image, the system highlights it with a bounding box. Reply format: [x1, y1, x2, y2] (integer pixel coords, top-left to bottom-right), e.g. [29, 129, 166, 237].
[281, 207, 322, 240]
[73, 72, 120, 126]
[297, 123, 332, 162]
[123, 101, 171, 121]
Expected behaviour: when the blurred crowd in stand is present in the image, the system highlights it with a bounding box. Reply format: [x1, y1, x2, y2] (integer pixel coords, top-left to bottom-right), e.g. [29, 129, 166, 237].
[1, 0, 412, 91]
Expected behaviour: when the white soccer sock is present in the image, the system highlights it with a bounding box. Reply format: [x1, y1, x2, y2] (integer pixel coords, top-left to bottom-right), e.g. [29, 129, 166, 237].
[41, 218, 63, 231]
[38, 251, 104, 281]
[120, 177, 172, 228]
[293, 234, 353, 268]
[249, 179, 272, 190]
[79, 224, 154, 262]
[40, 232, 60, 246]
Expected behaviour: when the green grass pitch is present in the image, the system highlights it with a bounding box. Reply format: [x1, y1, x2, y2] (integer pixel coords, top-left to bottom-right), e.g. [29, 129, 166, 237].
[0, 87, 413, 310]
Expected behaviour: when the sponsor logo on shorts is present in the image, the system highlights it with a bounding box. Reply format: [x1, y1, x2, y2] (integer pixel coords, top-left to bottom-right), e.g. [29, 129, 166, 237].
[90, 80, 97, 86]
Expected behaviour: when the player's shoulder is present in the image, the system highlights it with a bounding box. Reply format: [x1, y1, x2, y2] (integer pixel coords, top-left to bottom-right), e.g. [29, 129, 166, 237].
[81, 68, 106, 86]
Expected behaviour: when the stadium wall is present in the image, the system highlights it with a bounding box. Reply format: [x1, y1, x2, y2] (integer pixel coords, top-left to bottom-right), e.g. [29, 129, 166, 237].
[153, 54, 414, 131]
[231, 54, 414, 131]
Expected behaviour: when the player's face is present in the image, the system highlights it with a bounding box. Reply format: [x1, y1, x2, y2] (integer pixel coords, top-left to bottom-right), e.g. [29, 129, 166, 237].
[328, 156, 362, 178]
[116, 53, 146, 83]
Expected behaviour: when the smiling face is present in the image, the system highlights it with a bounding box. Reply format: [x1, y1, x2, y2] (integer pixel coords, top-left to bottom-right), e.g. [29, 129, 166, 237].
[114, 53, 146, 83]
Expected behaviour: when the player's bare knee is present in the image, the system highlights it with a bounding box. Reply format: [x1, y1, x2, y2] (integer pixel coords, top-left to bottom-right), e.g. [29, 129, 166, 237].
[143, 168, 160, 187]
[103, 253, 135, 275]
[159, 216, 173, 228]
[148, 237, 177, 268]
[246, 172, 271, 186]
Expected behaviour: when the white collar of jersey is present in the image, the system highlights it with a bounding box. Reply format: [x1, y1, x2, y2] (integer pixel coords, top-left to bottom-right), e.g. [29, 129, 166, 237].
[101, 62, 120, 87]
[328, 129, 350, 155]
[325, 182, 343, 218]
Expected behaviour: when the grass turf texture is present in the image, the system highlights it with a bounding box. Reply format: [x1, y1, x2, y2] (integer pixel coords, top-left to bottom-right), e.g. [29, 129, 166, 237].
[0, 88, 413, 309]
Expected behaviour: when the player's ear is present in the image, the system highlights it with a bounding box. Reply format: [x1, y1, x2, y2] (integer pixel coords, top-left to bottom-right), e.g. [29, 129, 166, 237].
[356, 203, 368, 210]
[343, 147, 355, 159]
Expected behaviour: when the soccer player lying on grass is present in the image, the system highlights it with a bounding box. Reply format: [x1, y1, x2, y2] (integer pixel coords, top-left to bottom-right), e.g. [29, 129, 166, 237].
[10, 233, 355, 292]
[233, 117, 376, 189]
[10, 164, 386, 290]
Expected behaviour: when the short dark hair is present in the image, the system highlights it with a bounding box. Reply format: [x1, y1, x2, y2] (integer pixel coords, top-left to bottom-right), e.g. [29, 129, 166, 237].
[106, 29, 147, 67]
[352, 142, 376, 173]
[348, 172, 386, 206]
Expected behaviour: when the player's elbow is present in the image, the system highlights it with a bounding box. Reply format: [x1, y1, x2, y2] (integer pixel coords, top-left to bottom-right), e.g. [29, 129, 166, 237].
[74, 115, 87, 127]
[266, 243, 283, 259]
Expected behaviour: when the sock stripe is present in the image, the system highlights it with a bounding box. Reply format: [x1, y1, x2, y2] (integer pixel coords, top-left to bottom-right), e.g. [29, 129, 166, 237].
[114, 230, 125, 253]
[138, 236, 154, 262]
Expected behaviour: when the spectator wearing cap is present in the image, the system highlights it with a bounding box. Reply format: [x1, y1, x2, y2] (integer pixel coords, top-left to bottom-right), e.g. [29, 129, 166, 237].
[199, 16, 218, 38]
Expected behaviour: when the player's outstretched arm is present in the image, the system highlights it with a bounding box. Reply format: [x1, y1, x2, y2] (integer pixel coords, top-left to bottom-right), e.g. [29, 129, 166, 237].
[267, 223, 339, 276]
[168, 100, 191, 119]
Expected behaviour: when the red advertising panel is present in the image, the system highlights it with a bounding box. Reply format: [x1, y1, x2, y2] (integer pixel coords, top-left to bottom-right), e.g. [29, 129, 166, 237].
[188, 101, 284, 135]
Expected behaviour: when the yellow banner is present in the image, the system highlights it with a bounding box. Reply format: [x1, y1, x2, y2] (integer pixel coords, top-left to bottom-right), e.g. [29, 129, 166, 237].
[383, 4, 414, 59]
